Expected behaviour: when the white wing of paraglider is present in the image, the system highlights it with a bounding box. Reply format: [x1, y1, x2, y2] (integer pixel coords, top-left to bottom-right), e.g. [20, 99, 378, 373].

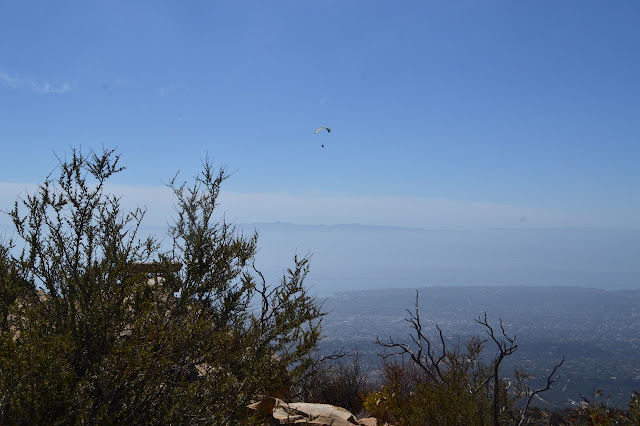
[314, 127, 331, 134]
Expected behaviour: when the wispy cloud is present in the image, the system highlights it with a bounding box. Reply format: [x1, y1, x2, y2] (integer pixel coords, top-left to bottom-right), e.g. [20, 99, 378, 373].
[0, 71, 71, 94]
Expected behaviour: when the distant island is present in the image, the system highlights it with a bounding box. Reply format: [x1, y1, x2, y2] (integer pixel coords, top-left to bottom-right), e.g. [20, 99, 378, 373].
[248, 222, 640, 296]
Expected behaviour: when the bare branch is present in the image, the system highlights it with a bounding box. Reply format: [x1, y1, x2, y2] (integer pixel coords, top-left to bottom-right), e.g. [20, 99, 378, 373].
[517, 356, 564, 426]
[475, 313, 518, 426]
[376, 291, 447, 384]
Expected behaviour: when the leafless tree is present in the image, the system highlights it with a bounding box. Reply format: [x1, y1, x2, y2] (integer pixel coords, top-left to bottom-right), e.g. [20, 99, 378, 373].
[515, 357, 565, 426]
[475, 313, 518, 426]
[376, 291, 448, 384]
[375, 292, 564, 426]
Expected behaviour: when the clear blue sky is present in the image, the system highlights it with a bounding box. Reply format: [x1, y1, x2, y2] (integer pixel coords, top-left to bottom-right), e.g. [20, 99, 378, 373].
[1, 1, 639, 230]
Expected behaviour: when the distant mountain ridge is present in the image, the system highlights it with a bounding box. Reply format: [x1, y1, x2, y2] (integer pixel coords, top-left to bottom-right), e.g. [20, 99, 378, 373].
[240, 221, 431, 232]
[245, 222, 640, 295]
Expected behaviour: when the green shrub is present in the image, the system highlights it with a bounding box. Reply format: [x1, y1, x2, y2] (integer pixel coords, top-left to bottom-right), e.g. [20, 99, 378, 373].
[568, 389, 640, 425]
[0, 148, 323, 424]
[364, 337, 505, 426]
[364, 293, 564, 426]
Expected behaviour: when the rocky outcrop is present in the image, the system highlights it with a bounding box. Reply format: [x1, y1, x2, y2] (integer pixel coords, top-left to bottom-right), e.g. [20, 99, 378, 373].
[247, 397, 388, 425]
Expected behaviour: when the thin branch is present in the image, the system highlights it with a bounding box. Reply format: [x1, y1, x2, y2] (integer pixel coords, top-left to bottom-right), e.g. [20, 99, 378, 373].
[517, 357, 565, 426]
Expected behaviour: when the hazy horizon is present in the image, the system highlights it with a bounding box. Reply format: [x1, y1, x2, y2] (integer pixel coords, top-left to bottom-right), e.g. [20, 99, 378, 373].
[247, 222, 640, 296]
[3, 217, 638, 296]
[2, 2, 639, 297]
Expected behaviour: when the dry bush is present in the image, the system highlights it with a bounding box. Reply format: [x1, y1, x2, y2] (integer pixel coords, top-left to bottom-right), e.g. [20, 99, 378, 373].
[365, 292, 563, 426]
[289, 349, 373, 415]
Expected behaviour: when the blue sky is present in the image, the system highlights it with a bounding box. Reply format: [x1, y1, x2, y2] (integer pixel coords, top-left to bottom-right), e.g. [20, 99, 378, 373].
[1, 1, 639, 230]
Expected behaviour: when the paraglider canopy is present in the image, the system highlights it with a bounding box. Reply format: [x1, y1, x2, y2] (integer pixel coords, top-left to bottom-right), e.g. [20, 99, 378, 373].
[314, 127, 331, 134]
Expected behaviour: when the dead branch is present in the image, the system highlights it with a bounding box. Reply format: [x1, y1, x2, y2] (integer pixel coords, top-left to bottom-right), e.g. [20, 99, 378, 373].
[475, 312, 518, 426]
[517, 356, 564, 426]
[376, 291, 447, 384]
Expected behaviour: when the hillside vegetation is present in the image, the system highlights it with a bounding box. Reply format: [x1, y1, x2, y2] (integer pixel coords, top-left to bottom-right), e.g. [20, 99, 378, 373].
[0, 148, 638, 425]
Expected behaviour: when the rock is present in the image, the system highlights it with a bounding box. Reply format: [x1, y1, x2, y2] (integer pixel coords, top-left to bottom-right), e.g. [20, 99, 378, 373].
[247, 397, 386, 425]
[274, 402, 359, 425]
[246, 397, 278, 415]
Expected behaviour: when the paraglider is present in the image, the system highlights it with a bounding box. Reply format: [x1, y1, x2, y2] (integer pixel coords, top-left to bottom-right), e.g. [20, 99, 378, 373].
[314, 127, 331, 135]
[314, 127, 330, 148]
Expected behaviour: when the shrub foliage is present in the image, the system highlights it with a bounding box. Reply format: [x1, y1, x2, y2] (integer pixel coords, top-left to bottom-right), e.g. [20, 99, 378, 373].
[365, 293, 560, 426]
[0, 148, 323, 424]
